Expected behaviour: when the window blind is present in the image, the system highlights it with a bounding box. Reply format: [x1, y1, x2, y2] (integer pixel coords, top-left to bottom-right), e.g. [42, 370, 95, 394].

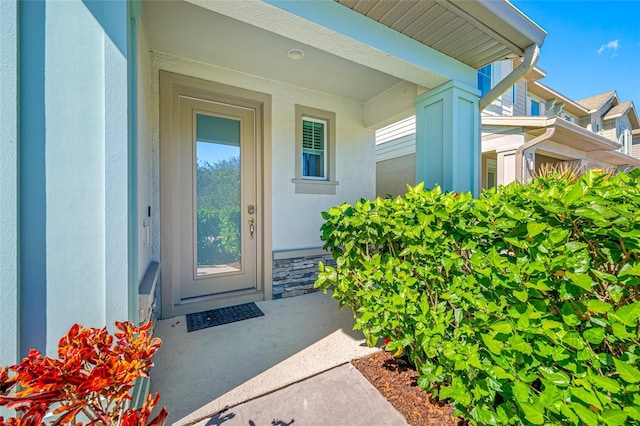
[302, 119, 324, 150]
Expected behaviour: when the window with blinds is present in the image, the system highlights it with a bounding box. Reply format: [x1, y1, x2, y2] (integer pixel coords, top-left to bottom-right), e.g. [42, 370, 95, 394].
[302, 117, 326, 179]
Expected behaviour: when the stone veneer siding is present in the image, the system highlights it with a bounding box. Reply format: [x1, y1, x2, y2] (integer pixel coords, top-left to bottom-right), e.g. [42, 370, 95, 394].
[272, 253, 336, 299]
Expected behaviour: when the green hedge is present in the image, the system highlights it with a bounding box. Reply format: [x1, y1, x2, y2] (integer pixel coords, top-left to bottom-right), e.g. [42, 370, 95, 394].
[315, 170, 640, 425]
[197, 207, 241, 265]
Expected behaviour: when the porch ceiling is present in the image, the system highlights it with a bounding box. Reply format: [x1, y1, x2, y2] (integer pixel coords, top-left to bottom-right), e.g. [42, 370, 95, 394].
[142, 0, 403, 102]
[336, 0, 546, 69]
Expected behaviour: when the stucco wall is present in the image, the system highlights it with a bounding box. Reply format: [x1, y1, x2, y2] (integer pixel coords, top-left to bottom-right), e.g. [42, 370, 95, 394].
[149, 51, 375, 254]
[13, 0, 131, 356]
[0, 0, 19, 372]
[376, 154, 416, 198]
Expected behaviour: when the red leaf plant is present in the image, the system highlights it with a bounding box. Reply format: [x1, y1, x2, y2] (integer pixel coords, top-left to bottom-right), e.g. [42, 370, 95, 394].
[0, 321, 167, 426]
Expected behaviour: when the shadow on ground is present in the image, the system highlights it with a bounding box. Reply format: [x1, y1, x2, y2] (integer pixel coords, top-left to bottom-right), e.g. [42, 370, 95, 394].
[150, 292, 375, 425]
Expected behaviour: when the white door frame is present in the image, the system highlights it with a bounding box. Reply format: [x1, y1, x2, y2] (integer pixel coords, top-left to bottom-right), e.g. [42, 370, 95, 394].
[159, 71, 272, 319]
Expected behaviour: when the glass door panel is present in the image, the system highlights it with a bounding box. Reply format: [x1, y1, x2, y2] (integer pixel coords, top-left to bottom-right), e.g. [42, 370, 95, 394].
[195, 113, 242, 278]
[178, 96, 256, 300]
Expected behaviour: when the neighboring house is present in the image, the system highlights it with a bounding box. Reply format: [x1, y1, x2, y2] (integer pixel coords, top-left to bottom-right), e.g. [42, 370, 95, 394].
[376, 61, 640, 197]
[481, 68, 640, 188]
[0, 0, 545, 374]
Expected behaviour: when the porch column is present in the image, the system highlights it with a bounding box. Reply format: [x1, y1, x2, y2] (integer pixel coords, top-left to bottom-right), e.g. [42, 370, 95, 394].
[415, 80, 481, 197]
[497, 149, 517, 186]
[522, 148, 537, 182]
[0, 0, 20, 378]
[16, 0, 132, 356]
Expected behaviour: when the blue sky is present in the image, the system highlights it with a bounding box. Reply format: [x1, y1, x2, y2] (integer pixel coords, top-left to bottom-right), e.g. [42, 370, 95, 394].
[510, 1, 640, 108]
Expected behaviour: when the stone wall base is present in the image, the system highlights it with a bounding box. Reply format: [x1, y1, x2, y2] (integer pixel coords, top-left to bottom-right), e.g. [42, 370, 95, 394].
[272, 253, 336, 299]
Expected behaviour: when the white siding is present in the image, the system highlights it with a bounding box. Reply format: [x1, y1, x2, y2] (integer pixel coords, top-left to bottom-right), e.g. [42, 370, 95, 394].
[514, 81, 527, 116]
[617, 115, 632, 140]
[481, 127, 524, 153]
[375, 134, 416, 161]
[617, 115, 633, 154]
[632, 137, 640, 159]
[602, 119, 616, 142]
[589, 99, 614, 134]
[375, 116, 415, 144]
[560, 111, 579, 123]
[579, 116, 591, 129]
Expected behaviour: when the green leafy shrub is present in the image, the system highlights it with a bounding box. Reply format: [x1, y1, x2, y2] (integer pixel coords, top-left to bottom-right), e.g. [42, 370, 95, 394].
[316, 169, 640, 425]
[197, 207, 241, 265]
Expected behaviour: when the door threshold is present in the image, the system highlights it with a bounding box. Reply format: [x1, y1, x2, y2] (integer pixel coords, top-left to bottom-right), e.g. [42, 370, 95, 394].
[169, 289, 265, 318]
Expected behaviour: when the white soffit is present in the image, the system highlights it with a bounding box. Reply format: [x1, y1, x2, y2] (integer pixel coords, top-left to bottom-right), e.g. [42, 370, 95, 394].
[336, 0, 546, 69]
[590, 150, 640, 167]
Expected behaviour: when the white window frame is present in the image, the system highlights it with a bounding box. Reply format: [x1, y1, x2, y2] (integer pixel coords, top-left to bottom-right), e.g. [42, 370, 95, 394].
[527, 94, 546, 117]
[561, 112, 575, 123]
[530, 100, 541, 116]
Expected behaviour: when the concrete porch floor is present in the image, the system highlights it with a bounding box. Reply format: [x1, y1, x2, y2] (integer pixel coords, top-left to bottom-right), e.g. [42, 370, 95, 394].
[150, 291, 379, 425]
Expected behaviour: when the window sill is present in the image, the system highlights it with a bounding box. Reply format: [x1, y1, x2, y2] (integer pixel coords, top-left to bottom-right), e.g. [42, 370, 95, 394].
[291, 178, 339, 195]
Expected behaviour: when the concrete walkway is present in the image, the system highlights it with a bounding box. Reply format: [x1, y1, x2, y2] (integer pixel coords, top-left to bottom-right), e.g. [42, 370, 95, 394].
[150, 292, 382, 425]
[189, 364, 408, 426]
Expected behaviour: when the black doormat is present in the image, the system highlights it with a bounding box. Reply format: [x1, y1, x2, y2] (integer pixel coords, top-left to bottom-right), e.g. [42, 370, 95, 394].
[185, 302, 264, 332]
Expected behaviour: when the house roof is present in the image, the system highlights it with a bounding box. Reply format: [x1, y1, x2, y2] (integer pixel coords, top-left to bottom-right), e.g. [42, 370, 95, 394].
[602, 101, 640, 129]
[577, 91, 618, 113]
[527, 80, 589, 117]
[334, 0, 547, 69]
[603, 101, 631, 120]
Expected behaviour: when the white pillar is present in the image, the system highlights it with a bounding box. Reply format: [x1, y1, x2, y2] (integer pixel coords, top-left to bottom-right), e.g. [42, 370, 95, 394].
[497, 149, 517, 186]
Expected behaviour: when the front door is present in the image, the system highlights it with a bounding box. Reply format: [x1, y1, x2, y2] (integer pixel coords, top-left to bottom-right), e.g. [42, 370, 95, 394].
[178, 97, 257, 299]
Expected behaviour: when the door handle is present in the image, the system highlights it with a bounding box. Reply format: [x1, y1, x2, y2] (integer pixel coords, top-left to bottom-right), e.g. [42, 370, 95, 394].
[249, 217, 255, 240]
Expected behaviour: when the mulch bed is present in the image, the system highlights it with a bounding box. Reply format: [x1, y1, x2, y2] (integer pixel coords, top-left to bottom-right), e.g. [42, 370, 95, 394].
[352, 351, 465, 426]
